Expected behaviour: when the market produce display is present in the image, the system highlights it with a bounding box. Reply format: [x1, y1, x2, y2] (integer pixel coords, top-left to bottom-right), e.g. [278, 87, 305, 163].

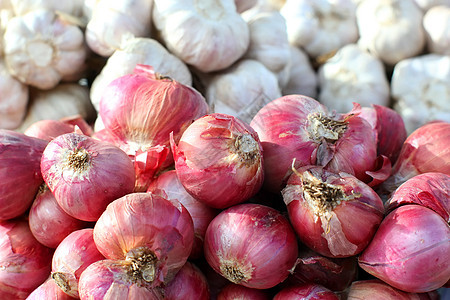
[0, 0, 449, 299]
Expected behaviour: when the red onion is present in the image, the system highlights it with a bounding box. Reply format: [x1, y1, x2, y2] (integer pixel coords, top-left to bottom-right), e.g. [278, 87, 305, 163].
[204, 203, 298, 289]
[0, 130, 47, 221]
[282, 165, 384, 257]
[27, 277, 75, 300]
[0, 219, 53, 299]
[98, 64, 208, 191]
[217, 284, 270, 300]
[359, 105, 407, 165]
[171, 113, 264, 209]
[93, 192, 194, 288]
[78, 259, 164, 300]
[40, 132, 136, 221]
[346, 280, 441, 300]
[385, 172, 450, 222]
[51, 228, 105, 298]
[359, 205, 450, 293]
[381, 121, 450, 194]
[273, 283, 339, 300]
[147, 170, 218, 258]
[250, 96, 379, 193]
[164, 262, 210, 300]
[28, 184, 90, 248]
[24, 116, 93, 142]
[287, 246, 357, 292]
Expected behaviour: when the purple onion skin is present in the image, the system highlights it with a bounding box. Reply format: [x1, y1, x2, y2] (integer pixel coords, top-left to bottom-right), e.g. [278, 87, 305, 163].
[164, 262, 210, 300]
[359, 205, 450, 293]
[0, 130, 47, 221]
[27, 278, 76, 300]
[273, 283, 339, 300]
[385, 172, 450, 222]
[217, 284, 271, 300]
[40, 133, 136, 222]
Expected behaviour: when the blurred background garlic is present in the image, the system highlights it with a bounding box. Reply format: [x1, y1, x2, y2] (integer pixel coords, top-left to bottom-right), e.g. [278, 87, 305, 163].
[356, 0, 425, 66]
[90, 37, 192, 111]
[413, 0, 450, 11]
[205, 59, 281, 124]
[280, 0, 359, 59]
[2, 9, 87, 90]
[235, 0, 258, 13]
[242, 9, 291, 87]
[318, 44, 390, 113]
[152, 0, 249, 73]
[0, 57, 28, 129]
[391, 54, 450, 134]
[282, 46, 318, 98]
[9, 0, 84, 18]
[423, 5, 450, 55]
[85, 0, 153, 57]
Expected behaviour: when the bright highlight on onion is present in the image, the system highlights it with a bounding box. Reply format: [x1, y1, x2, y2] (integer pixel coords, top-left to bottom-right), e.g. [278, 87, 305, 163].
[282, 165, 384, 258]
[204, 203, 298, 289]
[40, 132, 136, 222]
[172, 113, 264, 209]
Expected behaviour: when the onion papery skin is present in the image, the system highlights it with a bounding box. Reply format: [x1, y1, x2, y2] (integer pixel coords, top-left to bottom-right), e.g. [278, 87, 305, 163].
[282, 165, 384, 258]
[204, 203, 298, 289]
[287, 246, 358, 292]
[0, 130, 47, 221]
[51, 228, 105, 298]
[78, 259, 164, 300]
[250, 95, 377, 193]
[346, 280, 440, 300]
[27, 277, 76, 300]
[29, 185, 90, 248]
[381, 121, 450, 194]
[273, 283, 339, 300]
[98, 64, 208, 191]
[147, 170, 218, 259]
[93, 192, 194, 288]
[359, 105, 407, 165]
[163, 262, 210, 300]
[217, 284, 270, 300]
[40, 132, 136, 222]
[385, 172, 450, 222]
[358, 205, 450, 293]
[0, 219, 53, 299]
[172, 113, 264, 209]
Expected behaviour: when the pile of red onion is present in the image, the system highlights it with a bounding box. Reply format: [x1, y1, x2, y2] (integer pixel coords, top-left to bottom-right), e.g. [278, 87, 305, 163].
[0, 64, 448, 299]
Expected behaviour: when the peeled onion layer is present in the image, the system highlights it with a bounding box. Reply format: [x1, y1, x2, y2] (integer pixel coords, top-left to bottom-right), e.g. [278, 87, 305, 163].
[359, 205, 450, 293]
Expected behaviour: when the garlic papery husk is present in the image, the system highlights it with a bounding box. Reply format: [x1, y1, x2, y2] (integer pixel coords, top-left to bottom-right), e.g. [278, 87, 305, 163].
[90, 37, 192, 111]
[3, 9, 87, 90]
[0, 57, 28, 129]
[423, 5, 450, 55]
[280, 0, 358, 59]
[282, 46, 318, 98]
[17, 83, 96, 132]
[9, 0, 84, 18]
[391, 54, 450, 134]
[206, 59, 281, 124]
[318, 44, 390, 113]
[85, 0, 153, 57]
[356, 0, 425, 66]
[241, 9, 291, 87]
[152, 0, 249, 73]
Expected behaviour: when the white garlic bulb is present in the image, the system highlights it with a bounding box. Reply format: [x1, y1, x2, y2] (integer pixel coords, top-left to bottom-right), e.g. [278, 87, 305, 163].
[280, 0, 358, 58]
[206, 59, 281, 124]
[423, 5, 450, 55]
[9, 0, 84, 17]
[0, 57, 28, 129]
[85, 0, 153, 57]
[90, 37, 193, 111]
[242, 9, 291, 87]
[282, 46, 318, 98]
[152, 0, 249, 73]
[414, 0, 450, 11]
[3, 9, 87, 90]
[318, 44, 390, 113]
[17, 83, 96, 132]
[391, 54, 450, 134]
[356, 0, 425, 66]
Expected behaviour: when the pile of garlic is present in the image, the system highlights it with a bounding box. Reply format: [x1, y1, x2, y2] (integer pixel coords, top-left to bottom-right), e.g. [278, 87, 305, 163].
[0, 0, 448, 134]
